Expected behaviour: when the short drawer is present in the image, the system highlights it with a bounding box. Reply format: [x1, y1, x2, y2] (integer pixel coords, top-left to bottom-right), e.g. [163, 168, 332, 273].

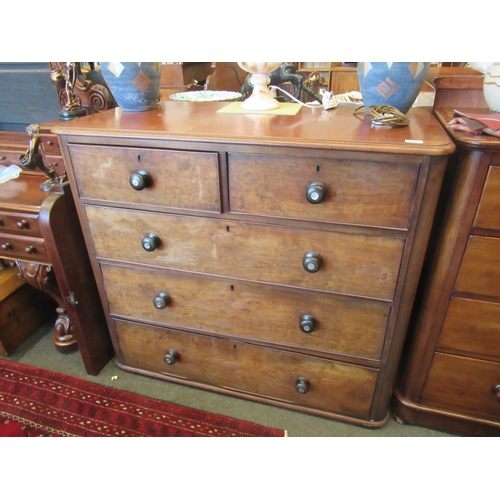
[438, 297, 500, 359]
[87, 206, 404, 300]
[455, 236, 500, 298]
[473, 165, 500, 231]
[421, 352, 500, 422]
[68, 144, 221, 212]
[0, 234, 48, 263]
[101, 264, 391, 361]
[0, 211, 41, 236]
[228, 153, 420, 230]
[40, 134, 62, 156]
[43, 155, 66, 180]
[113, 319, 378, 420]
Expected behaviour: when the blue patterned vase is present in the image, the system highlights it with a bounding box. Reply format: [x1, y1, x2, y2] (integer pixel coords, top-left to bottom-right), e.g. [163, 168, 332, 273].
[357, 62, 430, 114]
[100, 62, 162, 112]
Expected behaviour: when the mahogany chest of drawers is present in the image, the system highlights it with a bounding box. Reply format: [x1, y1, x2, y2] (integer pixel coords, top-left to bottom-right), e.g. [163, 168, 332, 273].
[54, 101, 453, 426]
[394, 108, 500, 435]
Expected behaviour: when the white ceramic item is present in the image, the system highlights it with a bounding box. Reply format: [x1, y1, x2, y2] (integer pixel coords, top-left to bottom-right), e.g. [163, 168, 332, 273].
[483, 62, 500, 112]
[238, 62, 282, 110]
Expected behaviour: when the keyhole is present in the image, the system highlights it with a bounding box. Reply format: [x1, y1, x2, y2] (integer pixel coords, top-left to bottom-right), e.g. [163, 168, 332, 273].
[316, 164, 321, 174]
[226, 225, 230, 232]
[137, 155, 141, 162]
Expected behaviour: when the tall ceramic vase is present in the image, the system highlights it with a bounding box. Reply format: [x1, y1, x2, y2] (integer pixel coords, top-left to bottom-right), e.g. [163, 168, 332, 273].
[357, 62, 430, 114]
[483, 62, 500, 112]
[100, 62, 162, 112]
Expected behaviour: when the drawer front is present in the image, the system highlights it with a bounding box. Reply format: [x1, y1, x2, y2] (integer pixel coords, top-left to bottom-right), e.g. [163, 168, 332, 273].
[0, 211, 41, 236]
[228, 153, 420, 229]
[40, 134, 62, 156]
[88, 206, 404, 300]
[101, 264, 391, 361]
[455, 236, 500, 298]
[438, 297, 500, 359]
[113, 319, 378, 420]
[421, 352, 500, 422]
[473, 165, 500, 231]
[0, 234, 48, 262]
[43, 155, 66, 180]
[68, 144, 221, 212]
[0, 150, 24, 169]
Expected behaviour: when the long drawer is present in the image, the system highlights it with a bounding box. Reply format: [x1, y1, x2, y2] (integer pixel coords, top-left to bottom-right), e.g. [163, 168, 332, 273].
[473, 164, 500, 231]
[87, 206, 404, 300]
[228, 152, 420, 230]
[0, 233, 48, 263]
[113, 319, 379, 420]
[421, 352, 500, 421]
[0, 211, 41, 235]
[455, 236, 500, 297]
[438, 297, 500, 359]
[101, 263, 391, 361]
[68, 144, 221, 212]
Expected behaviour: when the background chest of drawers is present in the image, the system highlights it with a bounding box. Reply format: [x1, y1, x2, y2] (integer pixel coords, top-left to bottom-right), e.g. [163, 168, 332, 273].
[0, 125, 113, 374]
[54, 101, 453, 426]
[394, 108, 500, 435]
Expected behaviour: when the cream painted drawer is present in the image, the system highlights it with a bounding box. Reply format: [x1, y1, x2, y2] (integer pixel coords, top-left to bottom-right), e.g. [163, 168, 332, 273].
[101, 263, 391, 361]
[228, 152, 420, 230]
[68, 144, 221, 212]
[87, 206, 404, 300]
[113, 319, 379, 420]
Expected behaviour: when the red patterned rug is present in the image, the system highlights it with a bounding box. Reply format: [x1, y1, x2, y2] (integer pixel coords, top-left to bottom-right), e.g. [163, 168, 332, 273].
[0, 359, 285, 437]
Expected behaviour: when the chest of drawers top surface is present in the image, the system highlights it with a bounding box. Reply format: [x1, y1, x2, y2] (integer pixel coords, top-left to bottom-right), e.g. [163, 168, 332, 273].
[53, 101, 453, 155]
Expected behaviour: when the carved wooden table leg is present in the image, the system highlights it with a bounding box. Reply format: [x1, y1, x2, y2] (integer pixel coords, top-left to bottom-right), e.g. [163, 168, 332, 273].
[13, 261, 77, 352]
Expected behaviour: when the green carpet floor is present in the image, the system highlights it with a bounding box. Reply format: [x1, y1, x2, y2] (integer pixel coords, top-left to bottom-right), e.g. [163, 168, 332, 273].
[3, 320, 454, 437]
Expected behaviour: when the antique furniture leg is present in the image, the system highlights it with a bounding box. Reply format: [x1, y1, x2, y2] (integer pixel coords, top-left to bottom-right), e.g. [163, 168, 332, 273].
[14, 261, 77, 352]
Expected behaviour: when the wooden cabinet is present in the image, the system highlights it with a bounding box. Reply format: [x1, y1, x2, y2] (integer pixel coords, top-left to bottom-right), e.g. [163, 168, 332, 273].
[54, 101, 453, 426]
[0, 125, 113, 374]
[393, 108, 500, 436]
[296, 63, 359, 95]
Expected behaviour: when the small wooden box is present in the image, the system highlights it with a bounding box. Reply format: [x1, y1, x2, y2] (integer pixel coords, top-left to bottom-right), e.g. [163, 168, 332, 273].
[0, 266, 56, 356]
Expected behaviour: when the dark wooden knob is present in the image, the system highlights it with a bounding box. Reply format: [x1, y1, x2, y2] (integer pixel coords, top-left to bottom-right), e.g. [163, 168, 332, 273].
[303, 252, 322, 273]
[141, 233, 161, 252]
[129, 171, 152, 191]
[306, 182, 327, 204]
[300, 315, 316, 333]
[295, 377, 310, 394]
[25, 245, 36, 254]
[492, 384, 500, 402]
[163, 349, 179, 365]
[1, 243, 12, 251]
[17, 220, 29, 229]
[153, 292, 171, 309]
[47, 140, 54, 146]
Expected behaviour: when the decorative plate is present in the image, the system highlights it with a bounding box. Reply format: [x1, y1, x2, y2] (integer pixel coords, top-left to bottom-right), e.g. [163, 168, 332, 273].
[169, 91, 242, 102]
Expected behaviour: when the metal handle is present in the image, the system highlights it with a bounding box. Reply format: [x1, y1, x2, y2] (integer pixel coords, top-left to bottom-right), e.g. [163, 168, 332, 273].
[141, 233, 161, 252]
[492, 384, 500, 403]
[164, 349, 180, 365]
[306, 181, 327, 204]
[300, 315, 316, 333]
[295, 377, 310, 394]
[303, 252, 323, 273]
[129, 171, 152, 191]
[153, 292, 171, 309]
